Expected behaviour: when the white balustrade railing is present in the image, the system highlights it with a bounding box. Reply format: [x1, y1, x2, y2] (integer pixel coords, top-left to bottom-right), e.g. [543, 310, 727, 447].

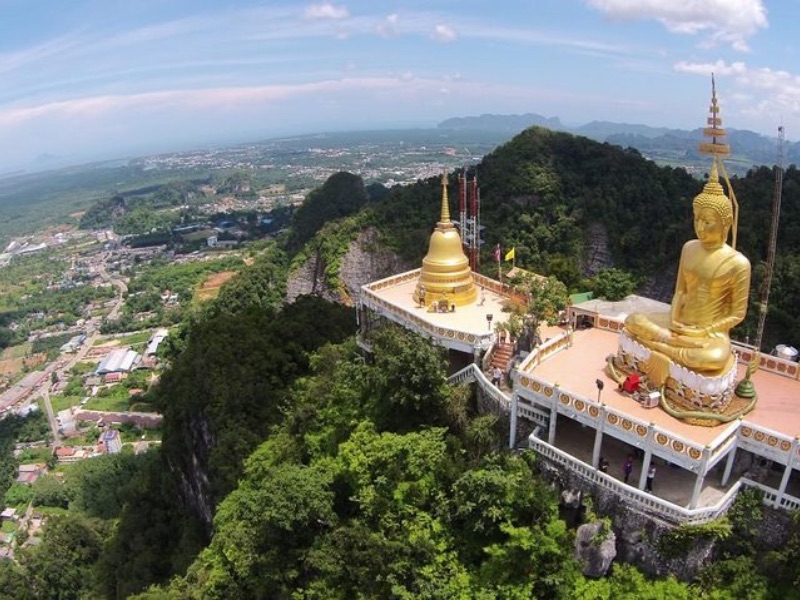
[737, 422, 798, 465]
[448, 364, 478, 386]
[361, 276, 495, 350]
[740, 479, 800, 512]
[528, 435, 743, 525]
[518, 373, 707, 469]
[517, 330, 572, 374]
[732, 341, 800, 380]
[447, 364, 511, 410]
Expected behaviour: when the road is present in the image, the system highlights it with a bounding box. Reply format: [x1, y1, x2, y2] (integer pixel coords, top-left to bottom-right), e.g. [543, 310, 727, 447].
[39, 386, 60, 445]
[34, 254, 128, 447]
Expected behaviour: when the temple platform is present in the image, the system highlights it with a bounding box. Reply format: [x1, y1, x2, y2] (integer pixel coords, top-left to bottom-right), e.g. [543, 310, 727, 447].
[528, 326, 800, 446]
[359, 268, 519, 355]
[511, 304, 800, 517]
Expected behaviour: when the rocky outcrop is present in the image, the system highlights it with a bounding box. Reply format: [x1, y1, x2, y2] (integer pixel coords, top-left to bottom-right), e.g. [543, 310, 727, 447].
[286, 227, 411, 305]
[170, 415, 215, 530]
[582, 222, 614, 277]
[285, 253, 338, 304]
[639, 263, 678, 304]
[575, 520, 617, 577]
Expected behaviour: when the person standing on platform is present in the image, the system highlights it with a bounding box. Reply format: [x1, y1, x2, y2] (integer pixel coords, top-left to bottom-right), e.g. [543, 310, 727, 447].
[623, 455, 634, 484]
[646, 464, 656, 493]
[492, 366, 502, 387]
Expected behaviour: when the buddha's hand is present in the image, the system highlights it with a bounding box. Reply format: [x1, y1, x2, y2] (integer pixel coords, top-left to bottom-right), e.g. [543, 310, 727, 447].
[670, 321, 708, 337]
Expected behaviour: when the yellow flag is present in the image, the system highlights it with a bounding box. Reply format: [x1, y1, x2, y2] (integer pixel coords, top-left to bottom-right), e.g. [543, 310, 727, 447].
[504, 247, 515, 262]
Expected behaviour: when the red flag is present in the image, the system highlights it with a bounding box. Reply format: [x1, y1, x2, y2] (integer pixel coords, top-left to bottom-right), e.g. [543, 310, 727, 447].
[494, 244, 501, 263]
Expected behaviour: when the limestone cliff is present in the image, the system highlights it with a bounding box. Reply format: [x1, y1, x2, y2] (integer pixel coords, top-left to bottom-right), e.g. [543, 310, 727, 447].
[286, 227, 411, 306]
[582, 222, 614, 277]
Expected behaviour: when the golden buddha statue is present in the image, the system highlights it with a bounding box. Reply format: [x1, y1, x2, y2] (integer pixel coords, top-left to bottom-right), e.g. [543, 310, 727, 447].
[623, 160, 751, 385]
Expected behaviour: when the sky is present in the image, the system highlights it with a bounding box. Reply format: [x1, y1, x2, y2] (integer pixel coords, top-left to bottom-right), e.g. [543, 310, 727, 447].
[1, 0, 798, 170]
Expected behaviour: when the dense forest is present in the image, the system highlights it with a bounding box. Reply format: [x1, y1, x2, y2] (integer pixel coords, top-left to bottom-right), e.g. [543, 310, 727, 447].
[4, 126, 800, 598]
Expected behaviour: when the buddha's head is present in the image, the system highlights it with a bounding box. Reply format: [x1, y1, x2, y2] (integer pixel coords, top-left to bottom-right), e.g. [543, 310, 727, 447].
[692, 163, 733, 249]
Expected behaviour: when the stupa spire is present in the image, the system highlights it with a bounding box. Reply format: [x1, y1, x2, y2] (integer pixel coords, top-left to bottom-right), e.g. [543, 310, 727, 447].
[699, 73, 730, 158]
[439, 172, 451, 224]
[698, 74, 739, 249]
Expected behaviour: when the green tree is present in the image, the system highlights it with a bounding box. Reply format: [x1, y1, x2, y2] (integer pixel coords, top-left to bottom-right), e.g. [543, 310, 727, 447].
[0, 560, 33, 600]
[366, 325, 451, 432]
[205, 463, 336, 598]
[574, 563, 694, 599]
[3, 482, 33, 507]
[592, 267, 638, 301]
[505, 273, 568, 347]
[21, 514, 105, 600]
[31, 473, 69, 508]
[289, 172, 370, 250]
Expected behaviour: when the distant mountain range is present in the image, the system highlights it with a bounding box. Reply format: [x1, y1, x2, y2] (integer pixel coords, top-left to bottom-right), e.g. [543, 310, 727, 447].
[438, 113, 799, 174]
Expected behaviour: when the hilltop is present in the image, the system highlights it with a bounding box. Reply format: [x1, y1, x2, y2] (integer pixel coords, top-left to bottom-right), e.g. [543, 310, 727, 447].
[438, 113, 800, 174]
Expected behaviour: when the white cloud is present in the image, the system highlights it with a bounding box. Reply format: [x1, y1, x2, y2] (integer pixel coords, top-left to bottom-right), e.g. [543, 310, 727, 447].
[0, 34, 83, 73]
[376, 13, 399, 37]
[432, 24, 457, 43]
[304, 3, 349, 20]
[586, 0, 768, 51]
[674, 60, 747, 76]
[0, 77, 440, 127]
[674, 60, 800, 120]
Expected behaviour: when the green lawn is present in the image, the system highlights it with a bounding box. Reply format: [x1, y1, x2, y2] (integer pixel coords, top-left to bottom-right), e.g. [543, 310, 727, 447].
[128, 401, 156, 413]
[35, 506, 69, 518]
[116, 330, 155, 347]
[70, 361, 96, 375]
[94, 330, 153, 348]
[50, 395, 82, 414]
[84, 396, 130, 412]
[1, 342, 32, 360]
[18, 446, 52, 464]
[1, 520, 17, 534]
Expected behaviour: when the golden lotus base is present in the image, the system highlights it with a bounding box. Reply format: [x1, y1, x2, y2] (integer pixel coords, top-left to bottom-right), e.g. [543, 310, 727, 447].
[607, 352, 757, 427]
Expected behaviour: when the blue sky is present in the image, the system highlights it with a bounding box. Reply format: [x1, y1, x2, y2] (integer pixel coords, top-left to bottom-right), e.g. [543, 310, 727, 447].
[0, 0, 797, 169]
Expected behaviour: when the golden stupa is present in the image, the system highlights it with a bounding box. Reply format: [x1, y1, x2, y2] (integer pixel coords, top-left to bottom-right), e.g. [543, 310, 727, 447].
[414, 174, 478, 307]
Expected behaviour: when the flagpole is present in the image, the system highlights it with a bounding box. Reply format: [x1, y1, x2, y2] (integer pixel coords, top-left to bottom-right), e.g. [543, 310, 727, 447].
[498, 253, 502, 283]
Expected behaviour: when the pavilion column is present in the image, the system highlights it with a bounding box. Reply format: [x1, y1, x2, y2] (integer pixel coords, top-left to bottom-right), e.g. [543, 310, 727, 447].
[509, 393, 519, 450]
[547, 393, 558, 445]
[721, 438, 739, 487]
[690, 447, 712, 509]
[591, 404, 606, 468]
[638, 424, 656, 491]
[776, 438, 800, 506]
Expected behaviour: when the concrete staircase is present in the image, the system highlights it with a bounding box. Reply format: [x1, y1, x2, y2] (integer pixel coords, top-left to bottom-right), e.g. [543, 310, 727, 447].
[489, 342, 515, 383]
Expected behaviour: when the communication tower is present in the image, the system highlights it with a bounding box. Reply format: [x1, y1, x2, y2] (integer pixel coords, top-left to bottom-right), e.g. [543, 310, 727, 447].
[458, 169, 481, 270]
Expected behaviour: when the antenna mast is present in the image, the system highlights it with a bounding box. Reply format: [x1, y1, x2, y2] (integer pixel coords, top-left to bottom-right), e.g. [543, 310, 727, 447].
[460, 169, 481, 271]
[752, 124, 785, 354]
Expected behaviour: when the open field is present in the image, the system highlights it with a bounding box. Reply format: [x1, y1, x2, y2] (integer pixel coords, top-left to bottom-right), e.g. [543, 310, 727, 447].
[51, 395, 82, 414]
[1, 343, 32, 360]
[84, 396, 130, 412]
[0, 353, 46, 376]
[195, 270, 237, 302]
